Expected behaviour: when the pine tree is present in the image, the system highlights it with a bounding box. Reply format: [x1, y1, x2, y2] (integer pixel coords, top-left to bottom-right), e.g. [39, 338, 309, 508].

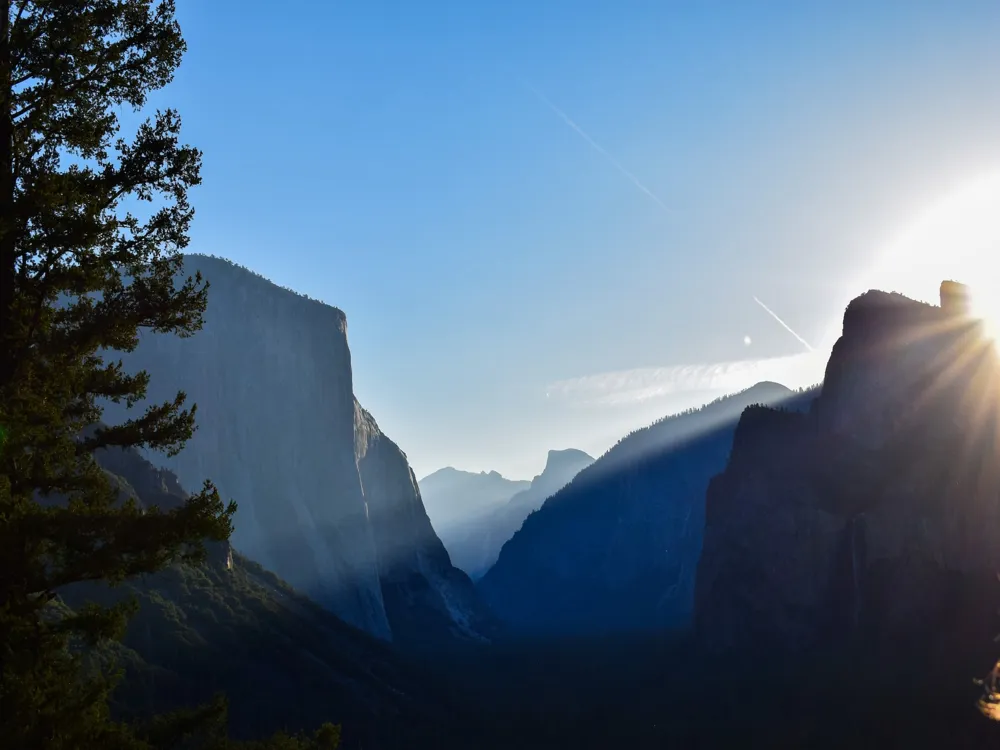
[0, 2, 247, 747]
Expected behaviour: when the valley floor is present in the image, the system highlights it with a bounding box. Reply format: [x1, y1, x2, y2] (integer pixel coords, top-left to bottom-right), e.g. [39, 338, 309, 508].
[66, 540, 1000, 749]
[421, 632, 1000, 750]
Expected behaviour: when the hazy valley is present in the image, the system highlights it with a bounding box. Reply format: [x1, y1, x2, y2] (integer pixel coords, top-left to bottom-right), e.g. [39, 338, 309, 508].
[77, 257, 1000, 748]
[9, 5, 1000, 749]
[420, 449, 594, 579]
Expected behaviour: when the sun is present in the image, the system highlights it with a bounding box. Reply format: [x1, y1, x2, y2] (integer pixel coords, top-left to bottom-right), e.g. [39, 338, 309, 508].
[858, 170, 1000, 341]
[969, 284, 1000, 343]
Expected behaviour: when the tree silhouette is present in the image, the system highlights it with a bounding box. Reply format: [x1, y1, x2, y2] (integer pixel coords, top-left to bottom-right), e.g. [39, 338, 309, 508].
[0, 2, 338, 747]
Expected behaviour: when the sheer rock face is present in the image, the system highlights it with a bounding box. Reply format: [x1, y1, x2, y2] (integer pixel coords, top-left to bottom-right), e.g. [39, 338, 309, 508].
[354, 403, 494, 649]
[478, 382, 803, 636]
[100, 254, 488, 644]
[696, 282, 1000, 654]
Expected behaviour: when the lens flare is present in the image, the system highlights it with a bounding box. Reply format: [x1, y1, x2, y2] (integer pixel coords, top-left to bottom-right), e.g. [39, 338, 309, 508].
[858, 170, 1000, 329]
[970, 285, 1000, 343]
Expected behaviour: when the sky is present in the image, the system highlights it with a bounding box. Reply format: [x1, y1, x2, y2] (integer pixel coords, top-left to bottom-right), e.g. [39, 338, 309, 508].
[145, 0, 1000, 479]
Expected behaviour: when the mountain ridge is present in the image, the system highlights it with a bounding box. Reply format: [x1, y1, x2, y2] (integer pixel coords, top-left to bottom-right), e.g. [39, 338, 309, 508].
[418, 467, 530, 539]
[696, 280, 1000, 657]
[478, 380, 805, 634]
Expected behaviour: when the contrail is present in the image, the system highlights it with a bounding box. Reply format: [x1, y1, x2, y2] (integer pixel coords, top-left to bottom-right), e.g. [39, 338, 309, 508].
[527, 84, 672, 214]
[753, 297, 814, 352]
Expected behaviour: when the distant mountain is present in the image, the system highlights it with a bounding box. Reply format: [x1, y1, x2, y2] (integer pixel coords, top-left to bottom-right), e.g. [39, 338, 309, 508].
[442, 450, 595, 579]
[478, 382, 807, 635]
[419, 468, 530, 535]
[99, 254, 494, 649]
[59, 439, 466, 749]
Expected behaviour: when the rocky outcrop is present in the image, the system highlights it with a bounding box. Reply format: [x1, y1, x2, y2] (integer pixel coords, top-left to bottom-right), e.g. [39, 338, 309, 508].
[354, 402, 495, 648]
[99, 254, 489, 645]
[696, 282, 1000, 656]
[478, 382, 805, 635]
[441, 449, 594, 579]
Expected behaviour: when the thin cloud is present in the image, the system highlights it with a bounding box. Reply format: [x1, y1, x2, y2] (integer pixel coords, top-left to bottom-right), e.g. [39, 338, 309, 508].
[527, 84, 672, 214]
[753, 296, 814, 352]
[546, 353, 826, 407]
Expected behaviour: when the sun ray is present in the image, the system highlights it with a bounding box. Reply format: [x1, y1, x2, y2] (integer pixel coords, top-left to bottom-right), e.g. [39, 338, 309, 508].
[860, 170, 1000, 324]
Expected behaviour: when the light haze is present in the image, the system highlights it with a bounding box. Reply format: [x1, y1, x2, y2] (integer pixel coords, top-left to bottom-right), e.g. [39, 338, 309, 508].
[154, 0, 1000, 478]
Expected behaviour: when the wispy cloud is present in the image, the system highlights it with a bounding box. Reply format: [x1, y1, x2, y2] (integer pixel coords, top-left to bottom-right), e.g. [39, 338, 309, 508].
[527, 84, 672, 214]
[545, 353, 827, 407]
[753, 296, 814, 352]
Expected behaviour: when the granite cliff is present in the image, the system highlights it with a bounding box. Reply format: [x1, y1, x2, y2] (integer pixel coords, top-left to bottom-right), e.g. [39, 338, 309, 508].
[100, 254, 491, 647]
[696, 281, 1000, 661]
[478, 382, 805, 634]
[354, 402, 496, 647]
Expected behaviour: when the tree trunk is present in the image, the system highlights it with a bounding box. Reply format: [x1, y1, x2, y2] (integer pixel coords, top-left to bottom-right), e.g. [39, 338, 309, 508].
[0, 0, 15, 387]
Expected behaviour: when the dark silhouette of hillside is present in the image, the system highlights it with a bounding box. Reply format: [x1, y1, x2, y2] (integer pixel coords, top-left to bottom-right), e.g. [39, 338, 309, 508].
[438, 449, 594, 578]
[61, 441, 471, 750]
[478, 381, 809, 635]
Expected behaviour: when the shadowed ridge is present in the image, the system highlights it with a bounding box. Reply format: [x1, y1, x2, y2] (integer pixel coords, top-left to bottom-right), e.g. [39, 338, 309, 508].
[478, 381, 802, 636]
[696, 281, 1000, 664]
[60, 444, 468, 748]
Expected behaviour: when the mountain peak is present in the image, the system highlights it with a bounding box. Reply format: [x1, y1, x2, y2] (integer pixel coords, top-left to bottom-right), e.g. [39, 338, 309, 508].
[421, 466, 462, 481]
[745, 380, 789, 393]
[740, 381, 794, 403]
[542, 449, 594, 476]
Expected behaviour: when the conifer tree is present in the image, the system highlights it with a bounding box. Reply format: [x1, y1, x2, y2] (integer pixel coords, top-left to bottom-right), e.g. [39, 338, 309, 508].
[0, 2, 302, 747]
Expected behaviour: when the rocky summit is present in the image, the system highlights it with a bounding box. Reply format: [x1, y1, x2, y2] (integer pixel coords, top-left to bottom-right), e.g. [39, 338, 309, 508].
[696, 281, 1000, 662]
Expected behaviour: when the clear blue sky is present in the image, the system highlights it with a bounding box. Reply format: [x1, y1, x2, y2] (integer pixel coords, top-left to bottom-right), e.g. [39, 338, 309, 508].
[155, 0, 1000, 479]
